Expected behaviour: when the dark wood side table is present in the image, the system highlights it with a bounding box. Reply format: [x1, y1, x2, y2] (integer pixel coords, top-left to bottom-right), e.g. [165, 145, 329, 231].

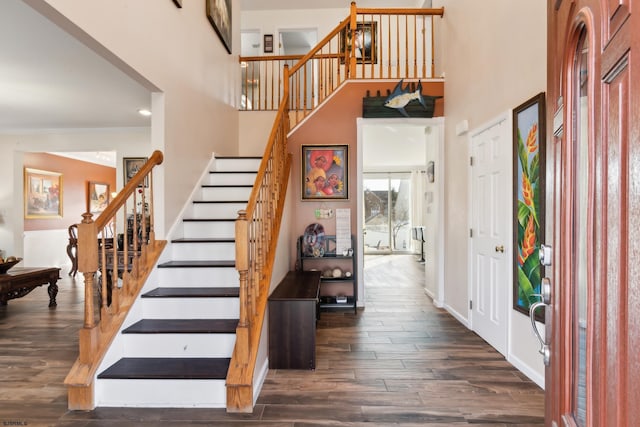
[0, 267, 61, 307]
[268, 270, 321, 370]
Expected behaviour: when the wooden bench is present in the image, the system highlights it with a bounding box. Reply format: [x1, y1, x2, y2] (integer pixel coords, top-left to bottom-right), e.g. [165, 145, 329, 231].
[0, 267, 61, 307]
[268, 270, 321, 369]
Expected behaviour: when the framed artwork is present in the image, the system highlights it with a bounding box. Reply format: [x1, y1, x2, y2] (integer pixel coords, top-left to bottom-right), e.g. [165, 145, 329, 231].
[206, 0, 232, 54]
[264, 34, 274, 53]
[88, 181, 110, 215]
[513, 92, 546, 321]
[172, 0, 182, 7]
[123, 157, 148, 187]
[340, 21, 377, 64]
[302, 145, 348, 200]
[24, 168, 63, 219]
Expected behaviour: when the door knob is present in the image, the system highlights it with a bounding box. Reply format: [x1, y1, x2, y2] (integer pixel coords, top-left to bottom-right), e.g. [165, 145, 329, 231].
[495, 245, 504, 253]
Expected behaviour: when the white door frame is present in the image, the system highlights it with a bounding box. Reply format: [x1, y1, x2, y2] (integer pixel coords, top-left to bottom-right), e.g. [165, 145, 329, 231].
[356, 117, 446, 307]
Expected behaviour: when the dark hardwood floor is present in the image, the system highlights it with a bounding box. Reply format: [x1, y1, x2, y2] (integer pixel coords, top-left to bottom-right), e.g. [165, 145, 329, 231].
[0, 255, 544, 426]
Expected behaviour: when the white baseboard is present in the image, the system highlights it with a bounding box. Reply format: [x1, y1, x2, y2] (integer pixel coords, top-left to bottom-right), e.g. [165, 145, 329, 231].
[507, 352, 545, 389]
[444, 303, 470, 328]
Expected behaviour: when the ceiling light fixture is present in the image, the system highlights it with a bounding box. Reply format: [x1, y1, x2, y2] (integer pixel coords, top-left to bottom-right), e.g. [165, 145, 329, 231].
[137, 108, 152, 117]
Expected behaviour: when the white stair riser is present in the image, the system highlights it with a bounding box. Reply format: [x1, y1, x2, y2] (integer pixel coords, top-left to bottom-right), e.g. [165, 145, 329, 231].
[157, 267, 239, 286]
[206, 173, 256, 186]
[214, 158, 261, 172]
[142, 298, 239, 319]
[200, 186, 252, 200]
[170, 242, 235, 261]
[182, 221, 235, 239]
[96, 379, 226, 408]
[189, 203, 246, 218]
[123, 334, 236, 358]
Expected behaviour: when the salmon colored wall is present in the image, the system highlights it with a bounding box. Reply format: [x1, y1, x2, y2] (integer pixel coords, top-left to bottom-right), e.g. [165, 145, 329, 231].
[23, 153, 116, 231]
[287, 80, 444, 263]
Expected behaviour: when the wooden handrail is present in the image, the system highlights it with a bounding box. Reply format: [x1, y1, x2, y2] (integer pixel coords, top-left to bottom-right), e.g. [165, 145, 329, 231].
[240, 3, 445, 129]
[65, 151, 166, 410]
[227, 89, 292, 412]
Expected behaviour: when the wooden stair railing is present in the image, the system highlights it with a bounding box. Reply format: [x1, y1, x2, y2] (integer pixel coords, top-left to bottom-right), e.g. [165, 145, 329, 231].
[64, 150, 166, 410]
[227, 94, 292, 413]
[240, 2, 445, 129]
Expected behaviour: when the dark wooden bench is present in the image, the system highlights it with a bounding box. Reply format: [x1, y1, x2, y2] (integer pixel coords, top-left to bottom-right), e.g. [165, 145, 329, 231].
[0, 267, 61, 307]
[268, 270, 321, 369]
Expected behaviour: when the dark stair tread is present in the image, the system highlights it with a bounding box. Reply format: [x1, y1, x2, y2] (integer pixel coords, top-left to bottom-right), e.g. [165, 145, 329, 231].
[215, 156, 261, 159]
[209, 171, 257, 174]
[123, 319, 238, 334]
[192, 200, 248, 204]
[201, 184, 253, 188]
[142, 287, 239, 298]
[182, 218, 235, 222]
[98, 357, 231, 380]
[157, 260, 235, 268]
[171, 237, 235, 243]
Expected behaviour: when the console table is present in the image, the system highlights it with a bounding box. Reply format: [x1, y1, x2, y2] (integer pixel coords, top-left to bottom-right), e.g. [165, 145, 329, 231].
[0, 267, 61, 307]
[268, 270, 321, 369]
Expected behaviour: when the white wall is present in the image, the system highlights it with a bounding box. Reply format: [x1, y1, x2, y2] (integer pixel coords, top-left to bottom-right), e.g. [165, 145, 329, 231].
[27, 0, 241, 236]
[433, 0, 546, 385]
[238, 111, 277, 156]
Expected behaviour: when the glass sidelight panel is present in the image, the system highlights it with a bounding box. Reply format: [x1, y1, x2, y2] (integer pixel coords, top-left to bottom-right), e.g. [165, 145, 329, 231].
[572, 25, 589, 427]
[363, 173, 412, 254]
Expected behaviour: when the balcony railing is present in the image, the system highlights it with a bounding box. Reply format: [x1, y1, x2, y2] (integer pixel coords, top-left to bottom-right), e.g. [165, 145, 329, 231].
[240, 2, 444, 128]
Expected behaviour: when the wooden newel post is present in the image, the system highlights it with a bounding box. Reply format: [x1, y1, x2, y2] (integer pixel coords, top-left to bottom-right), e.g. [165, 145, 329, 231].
[77, 213, 99, 363]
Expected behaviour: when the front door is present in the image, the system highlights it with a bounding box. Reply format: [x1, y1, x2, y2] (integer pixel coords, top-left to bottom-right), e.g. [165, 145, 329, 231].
[547, 1, 640, 425]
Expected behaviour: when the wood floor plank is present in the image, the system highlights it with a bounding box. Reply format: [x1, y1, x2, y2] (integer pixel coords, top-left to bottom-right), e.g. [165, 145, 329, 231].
[0, 254, 544, 425]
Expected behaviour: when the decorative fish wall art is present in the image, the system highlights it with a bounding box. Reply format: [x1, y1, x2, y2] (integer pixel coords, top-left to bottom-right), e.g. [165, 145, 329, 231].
[362, 79, 442, 118]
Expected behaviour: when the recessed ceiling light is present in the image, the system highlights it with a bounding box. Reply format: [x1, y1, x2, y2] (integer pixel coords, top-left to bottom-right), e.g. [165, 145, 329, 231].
[138, 108, 152, 117]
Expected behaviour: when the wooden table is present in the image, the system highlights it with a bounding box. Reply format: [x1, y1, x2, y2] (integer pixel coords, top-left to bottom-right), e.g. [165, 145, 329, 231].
[0, 267, 61, 307]
[268, 270, 321, 369]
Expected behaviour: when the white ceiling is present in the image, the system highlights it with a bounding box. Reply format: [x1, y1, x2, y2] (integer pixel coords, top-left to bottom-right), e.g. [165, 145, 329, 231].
[0, 0, 152, 132]
[1, 0, 427, 165]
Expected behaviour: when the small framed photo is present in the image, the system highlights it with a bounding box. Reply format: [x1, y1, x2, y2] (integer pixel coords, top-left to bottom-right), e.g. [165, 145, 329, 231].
[123, 157, 148, 187]
[24, 168, 63, 219]
[264, 34, 274, 53]
[340, 21, 377, 64]
[88, 181, 110, 215]
[302, 145, 348, 200]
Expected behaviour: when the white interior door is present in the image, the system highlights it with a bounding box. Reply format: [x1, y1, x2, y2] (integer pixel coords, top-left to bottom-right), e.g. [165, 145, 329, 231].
[469, 117, 510, 355]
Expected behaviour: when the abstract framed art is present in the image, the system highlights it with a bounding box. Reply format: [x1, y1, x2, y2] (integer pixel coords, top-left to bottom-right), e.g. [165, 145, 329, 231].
[512, 92, 546, 321]
[302, 145, 348, 200]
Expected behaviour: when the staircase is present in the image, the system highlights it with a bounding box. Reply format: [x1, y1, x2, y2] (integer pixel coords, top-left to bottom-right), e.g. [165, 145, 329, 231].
[93, 156, 260, 408]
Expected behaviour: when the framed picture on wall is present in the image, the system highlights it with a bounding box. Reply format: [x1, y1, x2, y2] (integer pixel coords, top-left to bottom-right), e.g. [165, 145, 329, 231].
[24, 168, 63, 219]
[302, 145, 348, 200]
[206, 0, 232, 54]
[340, 21, 377, 64]
[512, 92, 546, 321]
[123, 157, 148, 187]
[87, 181, 110, 215]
